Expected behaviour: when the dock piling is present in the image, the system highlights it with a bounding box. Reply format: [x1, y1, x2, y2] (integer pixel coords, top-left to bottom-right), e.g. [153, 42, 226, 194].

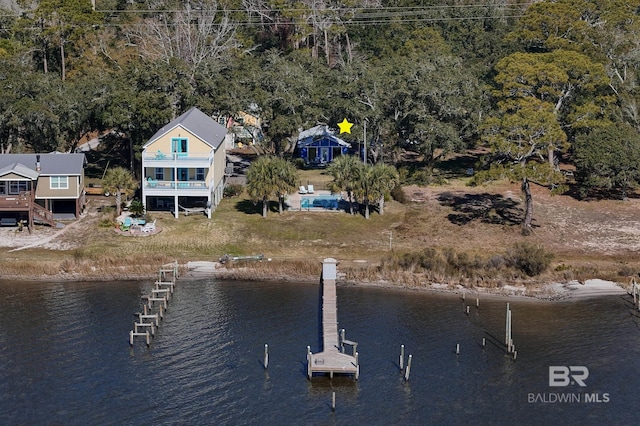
[149, 296, 167, 309]
[404, 354, 412, 381]
[264, 344, 269, 369]
[129, 262, 180, 347]
[130, 330, 151, 347]
[399, 344, 405, 370]
[505, 303, 514, 354]
[137, 313, 159, 327]
[134, 321, 155, 337]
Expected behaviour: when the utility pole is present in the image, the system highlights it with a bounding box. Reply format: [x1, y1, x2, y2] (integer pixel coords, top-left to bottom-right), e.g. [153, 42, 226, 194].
[363, 119, 367, 165]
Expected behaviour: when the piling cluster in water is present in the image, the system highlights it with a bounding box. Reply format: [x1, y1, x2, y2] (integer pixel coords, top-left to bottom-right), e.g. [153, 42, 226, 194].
[129, 261, 179, 347]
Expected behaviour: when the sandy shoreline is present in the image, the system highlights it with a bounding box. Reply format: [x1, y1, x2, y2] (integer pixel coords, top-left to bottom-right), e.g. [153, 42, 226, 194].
[343, 277, 627, 302]
[184, 261, 629, 301]
[0, 261, 629, 302]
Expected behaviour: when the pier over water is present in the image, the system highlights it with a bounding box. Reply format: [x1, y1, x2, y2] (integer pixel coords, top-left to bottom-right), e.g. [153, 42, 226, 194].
[307, 258, 359, 379]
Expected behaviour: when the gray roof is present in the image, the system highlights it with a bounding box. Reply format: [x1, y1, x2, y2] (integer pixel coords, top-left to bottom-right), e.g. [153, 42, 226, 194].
[144, 107, 227, 150]
[0, 162, 39, 179]
[0, 153, 85, 177]
[297, 125, 350, 147]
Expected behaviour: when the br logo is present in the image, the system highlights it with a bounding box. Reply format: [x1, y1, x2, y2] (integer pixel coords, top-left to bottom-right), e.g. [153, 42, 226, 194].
[549, 366, 589, 387]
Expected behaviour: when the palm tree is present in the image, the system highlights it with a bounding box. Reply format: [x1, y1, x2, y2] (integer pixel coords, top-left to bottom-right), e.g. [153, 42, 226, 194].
[327, 155, 364, 215]
[246, 156, 277, 218]
[272, 157, 298, 214]
[102, 166, 138, 216]
[354, 166, 376, 219]
[370, 163, 399, 216]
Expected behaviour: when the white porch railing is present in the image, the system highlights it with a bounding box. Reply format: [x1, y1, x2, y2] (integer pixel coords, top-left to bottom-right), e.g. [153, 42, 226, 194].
[142, 151, 213, 163]
[144, 180, 208, 190]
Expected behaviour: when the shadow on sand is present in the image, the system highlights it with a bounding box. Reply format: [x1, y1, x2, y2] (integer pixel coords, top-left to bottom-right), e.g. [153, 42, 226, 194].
[438, 192, 523, 226]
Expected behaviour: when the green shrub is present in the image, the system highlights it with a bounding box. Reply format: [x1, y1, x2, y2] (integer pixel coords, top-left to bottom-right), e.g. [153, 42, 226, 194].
[487, 255, 506, 270]
[224, 183, 244, 198]
[418, 247, 444, 271]
[617, 264, 635, 277]
[390, 185, 409, 204]
[99, 218, 116, 228]
[507, 242, 554, 276]
[398, 167, 433, 186]
[128, 200, 145, 217]
[293, 158, 306, 169]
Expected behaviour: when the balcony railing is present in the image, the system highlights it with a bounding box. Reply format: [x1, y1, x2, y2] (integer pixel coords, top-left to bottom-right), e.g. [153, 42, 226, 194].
[142, 151, 213, 163]
[0, 192, 31, 210]
[144, 180, 208, 190]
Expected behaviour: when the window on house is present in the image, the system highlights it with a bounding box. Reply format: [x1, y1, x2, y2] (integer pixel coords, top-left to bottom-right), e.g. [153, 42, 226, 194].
[50, 176, 69, 189]
[308, 147, 317, 161]
[172, 138, 188, 156]
[196, 168, 205, 181]
[10, 181, 29, 194]
[155, 168, 164, 180]
[0, 181, 5, 195]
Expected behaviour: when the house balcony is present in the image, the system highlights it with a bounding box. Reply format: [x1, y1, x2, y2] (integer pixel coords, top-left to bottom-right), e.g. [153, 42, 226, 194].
[0, 192, 31, 210]
[143, 180, 210, 197]
[142, 152, 213, 168]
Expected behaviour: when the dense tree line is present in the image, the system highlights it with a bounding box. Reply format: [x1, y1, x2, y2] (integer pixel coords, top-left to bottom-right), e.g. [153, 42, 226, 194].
[1, 0, 640, 214]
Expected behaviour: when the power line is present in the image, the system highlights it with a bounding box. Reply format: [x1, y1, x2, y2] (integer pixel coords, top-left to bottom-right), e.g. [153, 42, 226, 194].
[0, 4, 528, 30]
[1, 3, 532, 17]
[93, 3, 533, 13]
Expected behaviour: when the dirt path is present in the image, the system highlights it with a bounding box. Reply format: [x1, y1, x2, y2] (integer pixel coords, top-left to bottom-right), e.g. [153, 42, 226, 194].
[1, 198, 106, 252]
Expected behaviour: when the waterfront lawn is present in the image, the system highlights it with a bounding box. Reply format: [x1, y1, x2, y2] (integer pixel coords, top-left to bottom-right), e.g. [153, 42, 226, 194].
[2, 175, 640, 286]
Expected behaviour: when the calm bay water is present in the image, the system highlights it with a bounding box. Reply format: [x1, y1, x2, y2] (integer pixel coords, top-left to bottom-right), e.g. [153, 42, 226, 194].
[1, 278, 639, 425]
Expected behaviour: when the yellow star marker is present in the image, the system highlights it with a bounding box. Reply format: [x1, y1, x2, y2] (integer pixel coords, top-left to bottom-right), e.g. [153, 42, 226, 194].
[338, 118, 354, 134]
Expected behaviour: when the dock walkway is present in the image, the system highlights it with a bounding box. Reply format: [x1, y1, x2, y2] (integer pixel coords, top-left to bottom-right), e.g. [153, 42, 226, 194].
[307, 258, 359, 379]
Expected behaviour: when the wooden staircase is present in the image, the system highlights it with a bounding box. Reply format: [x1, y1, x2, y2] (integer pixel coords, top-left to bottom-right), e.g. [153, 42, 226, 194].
[31, 202, 55, 228]
[0, 191, 57, 230]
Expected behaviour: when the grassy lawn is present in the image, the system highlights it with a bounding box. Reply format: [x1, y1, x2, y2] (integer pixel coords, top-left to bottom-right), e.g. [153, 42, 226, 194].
[296, 168, 335, 190]
[2, 168, 640, 287]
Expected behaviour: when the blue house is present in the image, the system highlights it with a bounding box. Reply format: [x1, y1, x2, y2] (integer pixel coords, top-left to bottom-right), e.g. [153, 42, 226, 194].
[297, 125, 351, 167]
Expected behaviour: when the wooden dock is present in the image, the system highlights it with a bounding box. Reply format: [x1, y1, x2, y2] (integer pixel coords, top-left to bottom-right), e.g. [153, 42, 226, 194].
[307, 258, 359, 379]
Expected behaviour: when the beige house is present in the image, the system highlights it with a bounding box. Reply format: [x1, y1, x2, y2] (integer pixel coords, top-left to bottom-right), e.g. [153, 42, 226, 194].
[141, 107, 228, 219]
[0, 153, 86, 229]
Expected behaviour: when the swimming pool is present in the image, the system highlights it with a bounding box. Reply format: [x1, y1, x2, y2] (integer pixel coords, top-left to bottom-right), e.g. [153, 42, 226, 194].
[300, 194, 341, 210]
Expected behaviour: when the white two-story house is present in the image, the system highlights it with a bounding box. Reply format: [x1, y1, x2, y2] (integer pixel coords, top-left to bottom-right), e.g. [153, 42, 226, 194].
[141, 107, 227, 219]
